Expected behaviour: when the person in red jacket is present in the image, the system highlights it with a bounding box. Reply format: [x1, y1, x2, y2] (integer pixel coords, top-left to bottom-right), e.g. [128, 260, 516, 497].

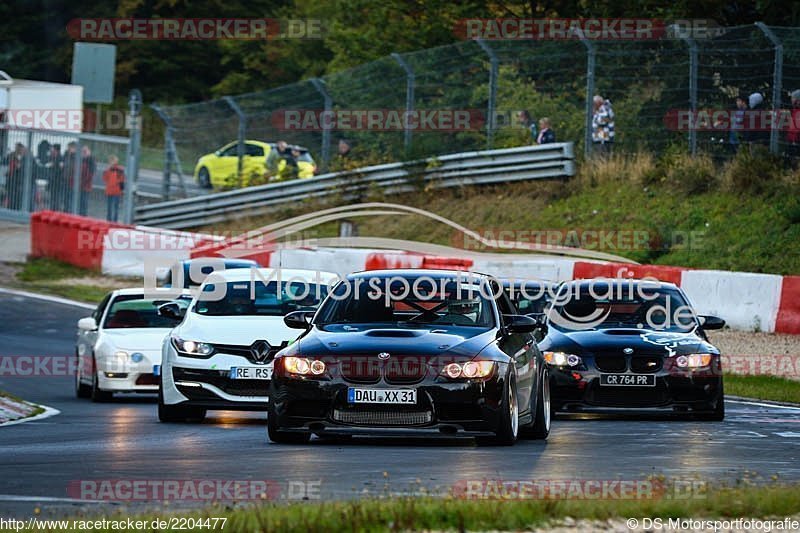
[102, 155, 125, 221]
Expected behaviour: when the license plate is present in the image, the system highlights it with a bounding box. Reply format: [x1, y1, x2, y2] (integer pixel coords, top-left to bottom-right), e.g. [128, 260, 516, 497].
[600, 374, 656, 387]
[347, 388, 417, 404]
[229, 367, 273, 380]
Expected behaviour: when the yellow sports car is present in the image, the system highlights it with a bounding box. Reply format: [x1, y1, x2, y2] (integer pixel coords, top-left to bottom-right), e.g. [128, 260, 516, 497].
[193, 140, 317, 189]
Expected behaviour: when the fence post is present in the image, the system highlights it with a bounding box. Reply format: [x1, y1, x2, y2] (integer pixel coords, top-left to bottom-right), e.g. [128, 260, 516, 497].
[391, 52, 415, 153]
[152, 104, 173, 200]
[223, 96, 247, 181]
[671, 27, 699, 155]
[310, 78, 332, 171]
[21, 130, 34, 213]
[123, 89, 142, 224]
[475, 39, 498, 149]
[755, 23, 783, 155]
[578, 34, 596, 158]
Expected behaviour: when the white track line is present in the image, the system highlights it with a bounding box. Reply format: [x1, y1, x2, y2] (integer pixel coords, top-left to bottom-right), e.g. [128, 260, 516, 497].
[727, 398, 800, 411]
[0, 494, 108, 504]
[0, 404, 61, 427]
[0, 287, 94, 309]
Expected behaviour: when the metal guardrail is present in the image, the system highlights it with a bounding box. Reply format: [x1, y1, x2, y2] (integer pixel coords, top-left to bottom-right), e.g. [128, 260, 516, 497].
[134, 142, 575, 229]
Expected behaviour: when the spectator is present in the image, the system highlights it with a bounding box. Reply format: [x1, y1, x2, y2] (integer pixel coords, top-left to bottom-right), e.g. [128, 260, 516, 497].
[102, 155, 125, 222]
[61, 142, 78, 212]
[46, 144, 64, 210]
[266, 140, 293, 179]
[338, 138, 352, 158]
[537, 118, 556, 144]
[5, 143, 29, 210]
[79, 146, 96, 216]
[744, 92, 770, 149]
[727, 94, 748, 154]
[591, 95, 615, 155]
[517, 110, 537, 144]
[786, 90, 800, 168]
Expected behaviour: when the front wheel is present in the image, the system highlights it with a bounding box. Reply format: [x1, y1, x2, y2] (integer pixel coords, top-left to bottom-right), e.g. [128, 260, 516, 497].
[75, 353, 91, 399]
[477, 374, 518, 446]
[198, 167, 211, 188]
[90, 357, 113, 403]
[158, 385, 206, 423]
[522, 368, 551, 440]
[267, 404, 311, 444]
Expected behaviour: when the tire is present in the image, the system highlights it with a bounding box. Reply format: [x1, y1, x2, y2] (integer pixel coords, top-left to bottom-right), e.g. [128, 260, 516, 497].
[522, 368, 551, 440]
[198, 167, 211, 188]
[697, 388, 725, 421]
[267, 404, 311, 444]
[158, 384, 206, 423]
[75, 353, 91, 399]
[90, 357, 113, 403]
[477, 374, 519, 446]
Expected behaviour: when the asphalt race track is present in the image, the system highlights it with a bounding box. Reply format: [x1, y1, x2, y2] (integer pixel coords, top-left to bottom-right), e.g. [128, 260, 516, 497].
[1, 292, 800, 519]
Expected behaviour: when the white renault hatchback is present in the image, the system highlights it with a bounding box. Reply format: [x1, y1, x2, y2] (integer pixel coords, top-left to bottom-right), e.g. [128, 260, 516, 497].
[158, 268, 337, 422]
[76, 288, 192, 402]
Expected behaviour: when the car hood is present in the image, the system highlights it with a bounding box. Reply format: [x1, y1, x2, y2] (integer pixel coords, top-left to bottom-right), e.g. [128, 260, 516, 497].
[102, 329, 172, 351]
[541, 327, 718, 356]
[176, 313, 300, 346]
[292, 324, 497, 359]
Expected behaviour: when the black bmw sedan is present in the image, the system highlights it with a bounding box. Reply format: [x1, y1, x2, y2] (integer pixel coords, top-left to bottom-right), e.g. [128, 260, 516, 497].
[267, 269, 551, 445]
[539, 278, 726, 420]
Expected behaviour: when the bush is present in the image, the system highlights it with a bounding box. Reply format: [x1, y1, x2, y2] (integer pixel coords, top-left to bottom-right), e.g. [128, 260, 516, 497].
[722, 147, 783, 194]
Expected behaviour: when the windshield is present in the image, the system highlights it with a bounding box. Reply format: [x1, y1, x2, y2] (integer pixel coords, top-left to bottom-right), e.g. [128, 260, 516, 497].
[193, 280, 328, 316]
[506, 284, 553, 314]
[316, 278, 495, 328]
[104, 295, 191, 329]
[549, 284, 697, 332]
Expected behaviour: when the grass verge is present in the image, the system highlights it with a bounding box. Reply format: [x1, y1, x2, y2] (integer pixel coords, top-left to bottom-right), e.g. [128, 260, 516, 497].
[725, 374, 800, 404]
[6, 258, 132, 304]
[26, 484, 800, 532]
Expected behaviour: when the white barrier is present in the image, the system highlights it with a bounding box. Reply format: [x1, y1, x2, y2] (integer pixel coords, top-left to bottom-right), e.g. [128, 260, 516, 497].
[681, 270, 783, 332]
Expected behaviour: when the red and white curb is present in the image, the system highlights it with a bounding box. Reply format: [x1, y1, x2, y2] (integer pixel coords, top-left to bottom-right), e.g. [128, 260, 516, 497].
[0, 398, 60, 427]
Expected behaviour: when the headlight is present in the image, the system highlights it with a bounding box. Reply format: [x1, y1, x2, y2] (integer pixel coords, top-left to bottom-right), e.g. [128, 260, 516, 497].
[441, 361, 495, 379]
[283, 356, 326, 376]
[171, 336, 214, 357]
[543, 351, 582, 367]
[676, 353, 712, 368]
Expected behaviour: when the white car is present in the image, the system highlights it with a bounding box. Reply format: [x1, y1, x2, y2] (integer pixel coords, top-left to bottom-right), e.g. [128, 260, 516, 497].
[75, 288, 192, 402]
[158, 268, 337, 422]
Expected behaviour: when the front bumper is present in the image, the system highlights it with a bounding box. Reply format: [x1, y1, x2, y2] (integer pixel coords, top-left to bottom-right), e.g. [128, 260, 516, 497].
[160, 345, 272, 410]
[270, 373, 507, 436]
[96, 352, 160, 393]
[549, 365, 723, 413]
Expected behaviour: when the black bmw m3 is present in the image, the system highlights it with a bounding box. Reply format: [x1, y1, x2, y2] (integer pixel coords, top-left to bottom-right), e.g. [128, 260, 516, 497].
[267, 270, 552, 445]
[539, 279, 726, 419]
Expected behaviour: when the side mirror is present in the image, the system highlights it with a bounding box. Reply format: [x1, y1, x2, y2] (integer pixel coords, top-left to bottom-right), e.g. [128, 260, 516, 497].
[158, 302, 186, 321]
[525, 313, 548, 342]
[699, 315, 725, 330]
[284, 310, 312, 330]
[77, 317, 97, 331]
[503, 314, 538, 333]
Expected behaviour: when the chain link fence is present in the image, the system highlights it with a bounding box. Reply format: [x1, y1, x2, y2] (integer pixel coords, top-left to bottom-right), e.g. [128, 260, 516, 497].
[0, 128, 130, 222]
[150, 24, 800, 197]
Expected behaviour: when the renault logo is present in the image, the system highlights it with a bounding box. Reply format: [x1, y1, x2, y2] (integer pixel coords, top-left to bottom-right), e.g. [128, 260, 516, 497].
[378, 352, 391, 360]
[250, 340, 272, 363]
[623, 347, 634, 355]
